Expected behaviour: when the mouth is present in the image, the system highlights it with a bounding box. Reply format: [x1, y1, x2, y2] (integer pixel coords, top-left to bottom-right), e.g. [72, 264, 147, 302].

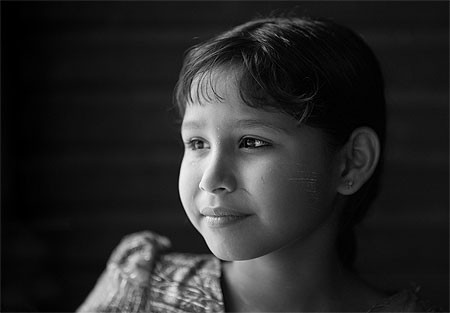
[200, 207, 251, 228]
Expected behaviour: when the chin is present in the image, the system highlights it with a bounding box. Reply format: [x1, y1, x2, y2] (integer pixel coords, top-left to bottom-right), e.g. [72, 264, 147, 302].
[203, 234, 272, 261]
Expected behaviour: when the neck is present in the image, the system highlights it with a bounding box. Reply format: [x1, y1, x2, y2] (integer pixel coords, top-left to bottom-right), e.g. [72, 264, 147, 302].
[221, 216, 367, 312]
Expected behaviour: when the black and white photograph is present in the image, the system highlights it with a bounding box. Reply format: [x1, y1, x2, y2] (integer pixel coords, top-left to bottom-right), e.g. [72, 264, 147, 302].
[2, 1, 448, 312]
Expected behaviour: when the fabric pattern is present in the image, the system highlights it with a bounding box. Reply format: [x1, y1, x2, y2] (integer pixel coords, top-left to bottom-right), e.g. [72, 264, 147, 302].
[77, 231, 439, 313]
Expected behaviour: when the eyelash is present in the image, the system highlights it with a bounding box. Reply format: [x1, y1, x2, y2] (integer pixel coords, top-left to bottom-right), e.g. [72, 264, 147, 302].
[239, 137, 271, 149]
[185, 137, 271, 150]
[186, 138, 206, 150]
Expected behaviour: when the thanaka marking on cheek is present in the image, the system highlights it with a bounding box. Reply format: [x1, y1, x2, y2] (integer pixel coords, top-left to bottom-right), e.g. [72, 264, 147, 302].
[287, 170, 321, 201]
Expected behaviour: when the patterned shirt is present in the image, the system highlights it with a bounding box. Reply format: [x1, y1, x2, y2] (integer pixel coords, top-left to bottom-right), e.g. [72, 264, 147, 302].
[77, 231, 438, 312]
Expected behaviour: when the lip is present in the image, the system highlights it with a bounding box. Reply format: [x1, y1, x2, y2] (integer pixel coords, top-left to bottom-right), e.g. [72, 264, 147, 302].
[200, 207, 251, 228]
[200, 206, 250, 217]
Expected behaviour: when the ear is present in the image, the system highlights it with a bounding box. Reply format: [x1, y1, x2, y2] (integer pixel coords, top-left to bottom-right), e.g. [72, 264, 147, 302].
[336, 127, 381, 195]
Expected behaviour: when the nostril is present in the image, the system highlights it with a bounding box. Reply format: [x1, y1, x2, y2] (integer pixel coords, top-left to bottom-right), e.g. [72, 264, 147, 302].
[212, 186, 227, 193]
[199, 179, 233, 194]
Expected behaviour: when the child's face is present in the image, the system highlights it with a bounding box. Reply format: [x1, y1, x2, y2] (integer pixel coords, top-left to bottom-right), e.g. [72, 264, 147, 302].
[178, 70, 341, 261]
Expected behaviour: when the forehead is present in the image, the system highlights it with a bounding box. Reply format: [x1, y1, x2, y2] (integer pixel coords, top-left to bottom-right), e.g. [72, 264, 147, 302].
[183, 96, 299, 139]
[183, 66, 301, 131]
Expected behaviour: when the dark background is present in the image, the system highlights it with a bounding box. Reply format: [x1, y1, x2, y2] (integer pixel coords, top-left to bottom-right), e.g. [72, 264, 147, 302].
[1, 1, 448, 312]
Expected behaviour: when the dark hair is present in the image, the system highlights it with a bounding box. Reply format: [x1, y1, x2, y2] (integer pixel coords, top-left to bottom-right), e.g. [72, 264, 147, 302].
[173, 17, 386, 268]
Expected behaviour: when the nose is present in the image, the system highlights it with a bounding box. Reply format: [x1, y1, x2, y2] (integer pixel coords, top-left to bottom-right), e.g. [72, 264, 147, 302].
[198, 150, 237, 194]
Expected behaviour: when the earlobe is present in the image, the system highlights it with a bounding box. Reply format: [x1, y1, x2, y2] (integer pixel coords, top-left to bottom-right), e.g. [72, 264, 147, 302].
[337, 127, 380, 196]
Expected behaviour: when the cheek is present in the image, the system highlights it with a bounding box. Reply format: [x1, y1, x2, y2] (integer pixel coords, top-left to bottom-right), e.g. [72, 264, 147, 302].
[178, 158, 200, 211]
[255, 162, 334, 222]
[261, 170, 317, 207]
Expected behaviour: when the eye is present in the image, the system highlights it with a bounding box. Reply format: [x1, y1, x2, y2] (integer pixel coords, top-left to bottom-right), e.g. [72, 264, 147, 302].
[186, 138, 208, 150]
[239, 137, 271, 149]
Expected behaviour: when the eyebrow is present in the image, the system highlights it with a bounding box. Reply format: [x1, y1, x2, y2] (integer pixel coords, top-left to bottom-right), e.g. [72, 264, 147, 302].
[182, 119, 288, 134]
[181, 120, 206, 130]
[236, 119, 289, 134]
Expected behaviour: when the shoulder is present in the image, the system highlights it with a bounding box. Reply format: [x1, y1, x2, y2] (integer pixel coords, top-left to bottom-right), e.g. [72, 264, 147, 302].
[107, 231, 172, 284]
[76, 231, 171, 312]
[150, 252, 223, 312]
[77, 231, 223, 313]
[368, 286, 442, 312]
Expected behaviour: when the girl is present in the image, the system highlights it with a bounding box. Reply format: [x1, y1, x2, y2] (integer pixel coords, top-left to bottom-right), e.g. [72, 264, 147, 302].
[77, 17, 436, 312]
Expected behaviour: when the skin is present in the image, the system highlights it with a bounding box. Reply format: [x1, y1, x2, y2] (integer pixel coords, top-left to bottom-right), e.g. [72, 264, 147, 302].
[178, 69, 385, 312]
